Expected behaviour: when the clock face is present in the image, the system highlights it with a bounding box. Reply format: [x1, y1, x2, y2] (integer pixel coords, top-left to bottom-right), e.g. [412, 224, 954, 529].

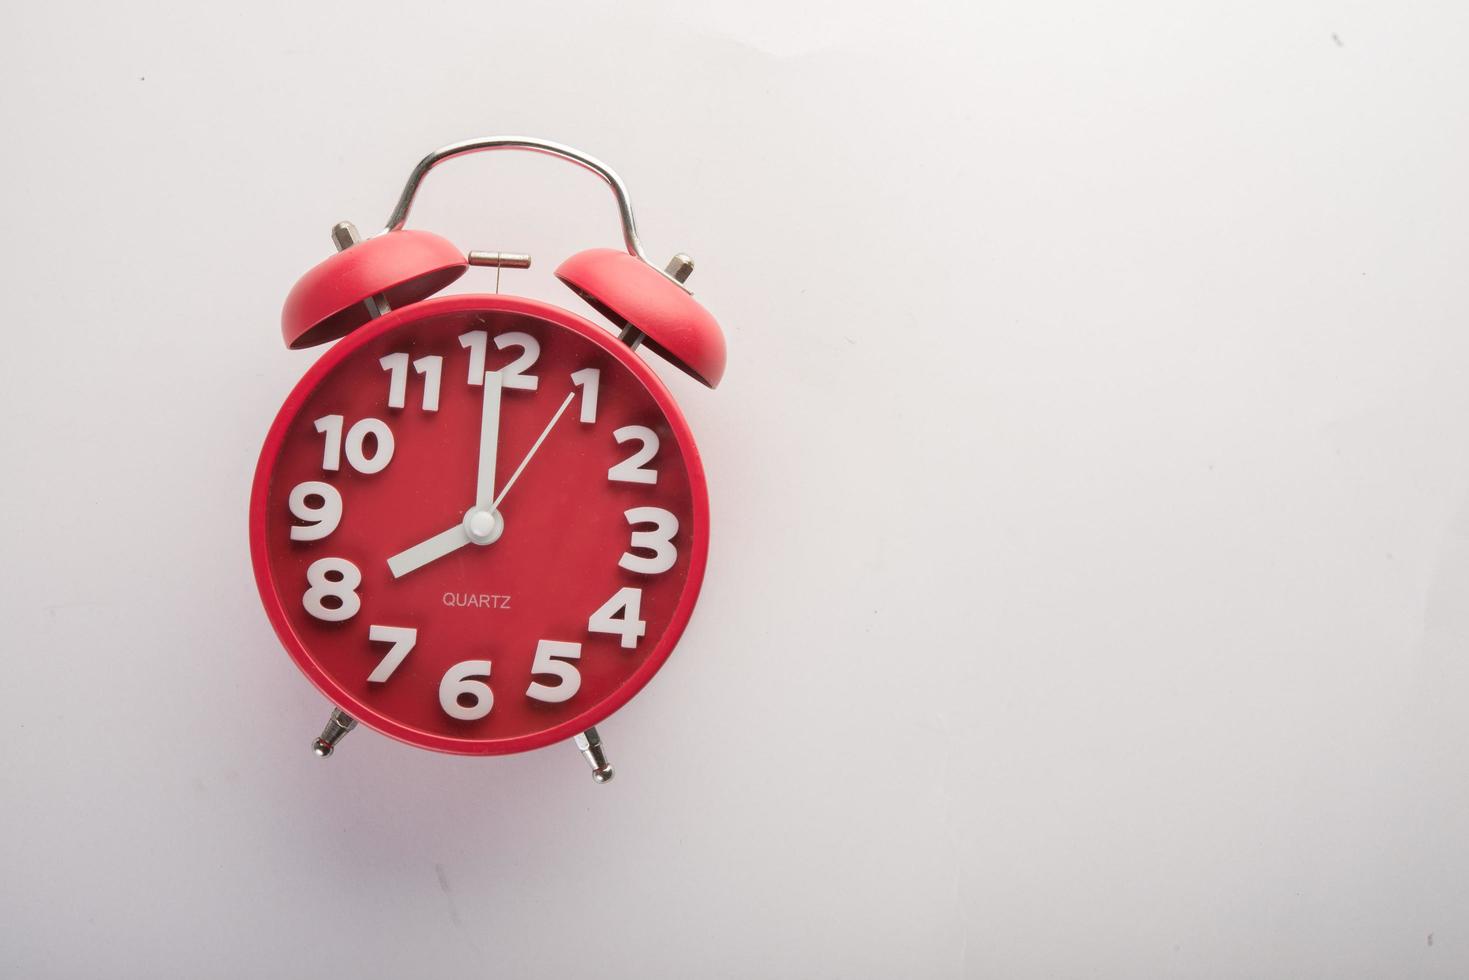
[250, 294, 708, 754]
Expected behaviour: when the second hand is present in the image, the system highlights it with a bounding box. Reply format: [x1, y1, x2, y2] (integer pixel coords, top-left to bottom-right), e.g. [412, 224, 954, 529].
[488, 391, 576, 514]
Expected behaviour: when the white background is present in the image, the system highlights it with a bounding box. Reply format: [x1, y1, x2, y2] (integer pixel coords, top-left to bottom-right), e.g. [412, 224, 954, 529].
[2, 1, 1467, 977]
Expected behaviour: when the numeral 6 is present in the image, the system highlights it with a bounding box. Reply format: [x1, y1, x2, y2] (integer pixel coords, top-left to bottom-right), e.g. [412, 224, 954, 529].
[440, 660, 494, 720]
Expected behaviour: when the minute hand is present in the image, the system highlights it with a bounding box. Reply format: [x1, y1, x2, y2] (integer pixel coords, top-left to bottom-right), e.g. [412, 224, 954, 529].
[476, 370, 504, 508]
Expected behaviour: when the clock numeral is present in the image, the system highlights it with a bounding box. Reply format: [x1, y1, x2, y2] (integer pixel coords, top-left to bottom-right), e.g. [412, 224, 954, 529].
[459, 330, 487, 384]
[619, 507, 679, 574]
[459, 330, 540, 390]
[287, 481, 342, 541]
[379, 353, 409, 409]
[303, 557, 361, 622]
[379, 352, 442, 411]
[494, 331, 540, 390]
[608, 425, 659, 484]
[313, 414, 344, 470]
[525, 640, 583, 703]
[588, 587, 647, 649]
[313, 415, 394, 474]
[413, 356, 443, 411]
[440, 660, 494, 721]
[571, 367, 600, 424]
[366, 625, 416, 683]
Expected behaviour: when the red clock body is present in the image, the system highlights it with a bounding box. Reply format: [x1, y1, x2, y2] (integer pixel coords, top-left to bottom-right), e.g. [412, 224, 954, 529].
[249, 293, 709, 755]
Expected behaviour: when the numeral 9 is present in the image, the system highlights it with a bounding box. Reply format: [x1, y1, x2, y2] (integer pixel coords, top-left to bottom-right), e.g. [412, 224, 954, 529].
[287, 482, 342, 541]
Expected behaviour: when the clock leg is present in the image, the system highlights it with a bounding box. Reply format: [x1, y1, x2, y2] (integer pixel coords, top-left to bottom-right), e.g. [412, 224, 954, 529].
[573, 727, 615, 783]
[312, 707, 357, 758]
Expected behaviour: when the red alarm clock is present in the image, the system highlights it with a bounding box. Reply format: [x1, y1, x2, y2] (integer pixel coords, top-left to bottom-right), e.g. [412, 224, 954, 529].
[249, 137, 726, 781]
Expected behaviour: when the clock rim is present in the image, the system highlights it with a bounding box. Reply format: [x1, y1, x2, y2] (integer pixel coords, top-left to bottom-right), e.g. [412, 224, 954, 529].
[249, 292, 710, 756]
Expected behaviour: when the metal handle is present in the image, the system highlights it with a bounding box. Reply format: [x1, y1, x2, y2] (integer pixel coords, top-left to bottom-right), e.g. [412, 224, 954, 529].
[383, 136, 649, 262]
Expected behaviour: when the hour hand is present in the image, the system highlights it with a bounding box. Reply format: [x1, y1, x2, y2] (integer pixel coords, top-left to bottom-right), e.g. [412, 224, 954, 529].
[387, 525, 470, 579]
[386, 507, 505, 578]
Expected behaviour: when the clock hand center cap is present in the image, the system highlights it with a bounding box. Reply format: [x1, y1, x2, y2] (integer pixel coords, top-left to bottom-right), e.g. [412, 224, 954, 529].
[463, 507, 505, 546]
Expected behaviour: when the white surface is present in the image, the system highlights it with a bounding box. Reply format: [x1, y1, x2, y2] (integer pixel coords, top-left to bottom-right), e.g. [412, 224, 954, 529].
[2, 2, 1467, 977]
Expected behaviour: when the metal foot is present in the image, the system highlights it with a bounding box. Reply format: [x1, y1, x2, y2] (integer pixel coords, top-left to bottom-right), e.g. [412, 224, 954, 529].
[573, 727, 614, 783]
[313, 708, 357, 758]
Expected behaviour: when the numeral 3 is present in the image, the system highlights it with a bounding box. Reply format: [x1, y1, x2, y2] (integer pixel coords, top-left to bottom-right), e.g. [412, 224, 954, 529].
[620, 507, 678, 574]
